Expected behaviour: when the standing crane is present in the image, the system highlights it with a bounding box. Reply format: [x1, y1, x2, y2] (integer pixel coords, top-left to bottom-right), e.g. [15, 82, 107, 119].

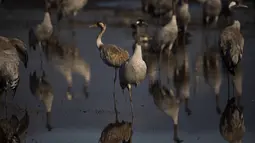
[177, 0, 190, 33]
[89, 21, 129, 99]
[202, 0, 222, 27]
[152, 1, 178, 78]
[119, 41, 147, 120]
[219, 20, 244, 102]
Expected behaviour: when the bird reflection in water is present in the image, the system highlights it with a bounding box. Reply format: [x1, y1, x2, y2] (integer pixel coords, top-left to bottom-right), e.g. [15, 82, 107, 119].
[99, 102, 132, 143]
[0, 109, 29, 143]
[149, 80, 182, 143]
[29, 70, 53, 131]
[203, 37, 222, 114]
[219, 97, 245, 143]
[173, 32, 191, 116]
[43, 34, 91, 100]
[99, 121, 133, 143]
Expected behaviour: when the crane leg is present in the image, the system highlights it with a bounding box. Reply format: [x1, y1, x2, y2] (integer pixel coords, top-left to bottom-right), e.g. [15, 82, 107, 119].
[113, 68, 117, 94]
[173, 124, 183, 143]
[5, 91, 7, 119]
[128, 87, 134, 122]
[215, 93, 221, 114]
[227, 74, 230, 101]
[184, 97, 192, 116]
[112, 91, 119, 122]
[46, 111, 52, 131]
[159, 49, 163, 82]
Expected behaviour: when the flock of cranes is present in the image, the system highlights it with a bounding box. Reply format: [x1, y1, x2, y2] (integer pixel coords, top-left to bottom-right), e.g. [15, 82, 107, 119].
[0, 0, 251, 142]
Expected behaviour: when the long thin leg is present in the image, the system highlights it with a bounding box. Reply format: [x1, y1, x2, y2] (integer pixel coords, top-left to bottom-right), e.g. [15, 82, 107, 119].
[216, 93, 221, 114]
[112, 92, 119, 122]
[184, 98, 192, 116]
[128, 87, 134, 122]
[40, 52, 43, 71]
[159, 49, 163, 82]
[46, 111, 52, 131]
[5, 92, 7, 119]
[113, 68, 117, 93]
[227, 74, 230, 101]
[173, 124, 183, 143]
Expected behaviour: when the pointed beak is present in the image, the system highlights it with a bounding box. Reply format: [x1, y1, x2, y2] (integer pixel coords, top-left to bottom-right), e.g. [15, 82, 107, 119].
[89, 24, 97, 28]
[237, 4, 248, 8]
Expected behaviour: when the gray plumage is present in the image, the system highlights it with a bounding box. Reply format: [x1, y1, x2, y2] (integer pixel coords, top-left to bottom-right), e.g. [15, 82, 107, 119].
[0, 36, 28, 98]
[29, 10, 53, 51]
[219, 97, 245, 143]
[56, 0, 88, 21]
[153, 13, 178, 53]
[0, 110, 29, 143]
[149, 81, 182, 143]
[177, 0, 191, 32]
[29, 70, 54, 131]
[119, 42, 147, 119]
[219, 20, 243, 76]
[202, 0, 222, 26]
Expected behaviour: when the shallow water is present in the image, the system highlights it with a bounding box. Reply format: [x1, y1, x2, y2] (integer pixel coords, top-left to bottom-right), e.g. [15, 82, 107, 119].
[0, 1, 255, 143]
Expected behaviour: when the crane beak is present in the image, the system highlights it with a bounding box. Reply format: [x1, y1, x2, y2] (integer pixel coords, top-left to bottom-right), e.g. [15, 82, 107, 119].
[237, 4, 248, 8]
[89, 24, 97, 28]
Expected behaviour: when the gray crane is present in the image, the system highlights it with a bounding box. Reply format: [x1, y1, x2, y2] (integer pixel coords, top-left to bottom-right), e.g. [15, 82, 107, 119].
[29, 70, 54, 131]
[56, 0, 88, 22]
[220, 0, 248, 25]
[119, 41, 147, 120]
[89, 22, 129, 95]
[152, 3, 178, 78]
[177, 0, 190, 33]
[219, 20, 244, 101]
[141, 0, 177, 17]
[43, 35, 91, 100]
[29, 1, 53, 51]
[0, 36, 28, 116]
[149, 81, 183, 143]
[0, 110, 29, 143]
[0, 38, 28, 92]
[219, 97, 245, 143]
[202, 0, 222, 27]
[130, 19, 151, 52]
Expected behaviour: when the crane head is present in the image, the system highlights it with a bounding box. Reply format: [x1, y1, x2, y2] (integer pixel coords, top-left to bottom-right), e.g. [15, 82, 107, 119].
[89, 21, 106, 29]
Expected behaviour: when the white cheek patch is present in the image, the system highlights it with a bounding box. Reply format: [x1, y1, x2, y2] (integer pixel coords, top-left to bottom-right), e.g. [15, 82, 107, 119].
[136, 21, 140, 24]
[229, 1, 237, 8]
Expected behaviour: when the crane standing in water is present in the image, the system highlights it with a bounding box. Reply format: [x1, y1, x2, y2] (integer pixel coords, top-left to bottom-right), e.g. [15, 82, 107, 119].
[29, 0, 53, 51]
[119, 40, 147, 121]
[152, 1, 178, 79]
[177, 0, 190, 33]
[219, 20, 244, 104]
[89, 22, 129, 97]
[202, 0, 222, 27]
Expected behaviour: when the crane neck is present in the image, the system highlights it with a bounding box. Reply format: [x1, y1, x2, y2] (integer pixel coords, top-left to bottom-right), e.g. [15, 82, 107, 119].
[132, 43, 143, 60]
[96, 26, 106, 48]
[43, 12, 52, 28]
